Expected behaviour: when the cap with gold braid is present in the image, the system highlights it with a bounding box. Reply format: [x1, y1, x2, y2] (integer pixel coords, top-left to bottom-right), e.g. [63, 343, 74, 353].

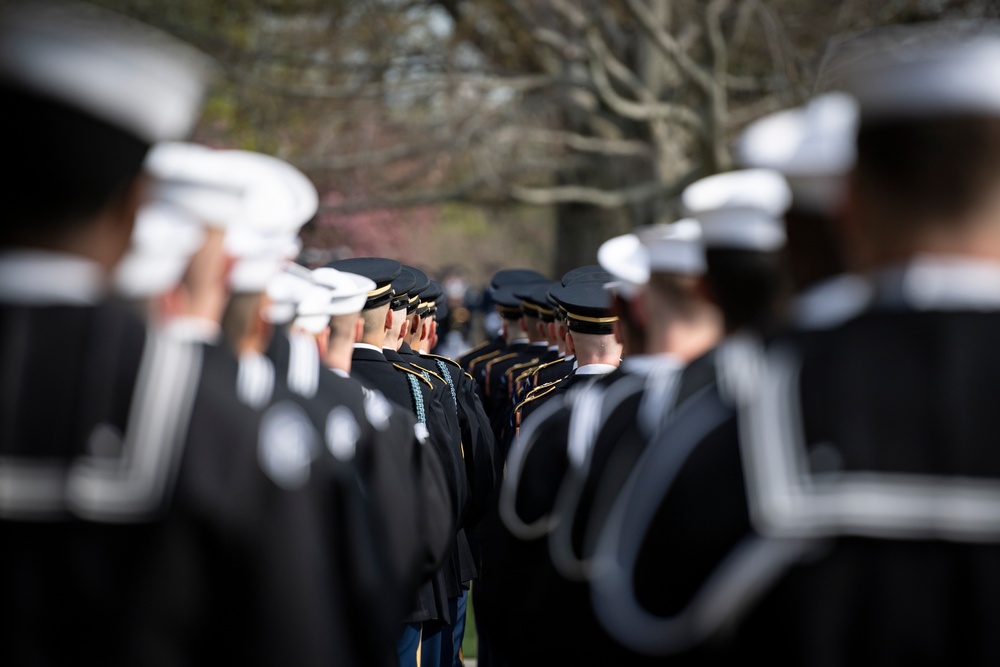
[550, 281, 618, 335]
[421, 281, 443, 318]
[515, 280, 559, 322]
[400, 265, 431, 314]
[324, 257, 401, 309]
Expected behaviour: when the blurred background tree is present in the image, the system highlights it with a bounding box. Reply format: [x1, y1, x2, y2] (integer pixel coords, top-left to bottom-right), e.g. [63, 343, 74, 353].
[88, 0, 1000, 282]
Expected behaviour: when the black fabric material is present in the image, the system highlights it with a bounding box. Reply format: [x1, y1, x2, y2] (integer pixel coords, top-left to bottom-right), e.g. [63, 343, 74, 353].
[0, 303, 388, 666]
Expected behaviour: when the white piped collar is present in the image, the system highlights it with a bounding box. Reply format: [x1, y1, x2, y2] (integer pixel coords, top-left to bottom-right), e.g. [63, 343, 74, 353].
[790, 273, 872, 330]
[574, 363, 618, 376]
[873, 255, 1000, 311]
[620, 354, 684, 376]
[0, 249, 106, 305]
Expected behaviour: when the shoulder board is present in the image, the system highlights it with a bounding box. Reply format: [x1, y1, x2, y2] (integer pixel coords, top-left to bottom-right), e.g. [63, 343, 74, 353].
[524, 376, 564, 401]
[485, 352, 518, 371]
[411, 363, 447, 385]
[506, 358, 540, 377]
[420, 352, 461, 369]
[532, 357, 568, 374]
[464, 371, 474, 382]
[514, 366, 538, 385]
[392, 363, 434, 389]
[514, 383, 559, 413]
[468, 348, 502, 371]
[459, 340, 490, 360]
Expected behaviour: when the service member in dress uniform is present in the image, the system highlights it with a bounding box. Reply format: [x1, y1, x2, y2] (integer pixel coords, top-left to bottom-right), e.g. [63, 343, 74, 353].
[417, 280, 500, 665]
[593, 24, 1000, 665]
[302, 265, 467, 632]
[514, 280, 622, 425]
[458, 268, 547, 373]
[517, 268, 616, 400]
[326, 256, 468, 667]
[0, 4, 389, 665]
[482, 221, 721, 667]
[735, 92, 873, 331]
[391, 265, 480, 667]
[586, 168, 793, 661]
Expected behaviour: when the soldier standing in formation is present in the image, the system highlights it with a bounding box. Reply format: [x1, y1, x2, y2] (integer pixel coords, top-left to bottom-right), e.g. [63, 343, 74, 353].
[7, 4, 1000, 666]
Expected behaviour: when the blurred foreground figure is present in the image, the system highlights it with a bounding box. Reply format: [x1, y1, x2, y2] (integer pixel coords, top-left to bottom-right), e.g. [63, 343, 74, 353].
[0, 4, 383, 665]
[591, 23, 1000, 666]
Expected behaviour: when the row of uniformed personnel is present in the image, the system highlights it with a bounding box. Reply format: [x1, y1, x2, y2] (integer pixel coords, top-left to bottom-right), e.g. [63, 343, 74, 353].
[0, 4, 494, 667]
[458, 21, 1000, 667]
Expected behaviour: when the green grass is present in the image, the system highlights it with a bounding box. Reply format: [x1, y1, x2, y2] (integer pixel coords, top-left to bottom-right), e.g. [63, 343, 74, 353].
[462, 588, 477, 660]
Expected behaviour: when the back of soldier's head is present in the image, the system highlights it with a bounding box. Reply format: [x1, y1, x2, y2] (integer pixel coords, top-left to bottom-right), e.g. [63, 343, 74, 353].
[0, 2, 209, 243]
[830, 22, 1000, 257]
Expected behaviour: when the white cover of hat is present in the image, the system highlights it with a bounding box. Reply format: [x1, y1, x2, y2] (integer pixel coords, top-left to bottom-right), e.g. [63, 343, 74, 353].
[637, 219, 706, 275]
[145, 142, 246, 228]
[0, 2, 212, 142]
[844, 33, 1000, 118]
[734, 93, 858, 213]
[682, 169, 791, 251]
[113, 201, 205, 298]
[303, 268, 376, 316]
[598, 233, 649, 288]
[218, 150, 319, 236]
[263, 268, 316, 325]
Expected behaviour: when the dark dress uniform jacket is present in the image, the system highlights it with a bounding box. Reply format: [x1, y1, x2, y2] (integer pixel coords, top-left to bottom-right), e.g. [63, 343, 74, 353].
[0, 298, 376, 666]
[593, 264, 1000, 666]
[350, 345, 467, 624]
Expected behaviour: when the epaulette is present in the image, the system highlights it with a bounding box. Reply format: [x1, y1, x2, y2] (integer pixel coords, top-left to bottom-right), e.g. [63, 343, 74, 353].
[506, 358, 540, 381]
[512, 380, 562, 429]
[468, 348, 502, 372]
[484, 352, 519, 397]
[458, 340, 489, 363]
[420, 352, 462, 370]
[392, 363, 434, 389]
[531, 357, 567, 375]
[523, 376, 564, 402]
[410, 363, 447, 386]
[464, 371, 474, 382]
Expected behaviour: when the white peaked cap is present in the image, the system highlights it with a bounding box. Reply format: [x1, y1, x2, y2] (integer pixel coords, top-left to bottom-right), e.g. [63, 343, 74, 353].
[217, 150, 319, 236]
[225, 229, 300, 294]
[734, 93, 858, 213]
[301, 268, 376, 317]
[598, 220, 706, 293]
[292, 269, 374, 335]
[0, 2, 212, 142]
[113, 201, 206, 299]
[144, 142, 246, 228]
[263, 264, 316, 325]
[823, 22, 1000, 118]
[682, 169, 792, 252]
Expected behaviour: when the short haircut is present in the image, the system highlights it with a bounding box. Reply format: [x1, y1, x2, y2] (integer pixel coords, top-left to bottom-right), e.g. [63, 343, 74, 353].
[221, 293, 262, 354]
[0, 84, 149, 243]
[855, 115, 1000, 235]
[705, 248, 786, 332]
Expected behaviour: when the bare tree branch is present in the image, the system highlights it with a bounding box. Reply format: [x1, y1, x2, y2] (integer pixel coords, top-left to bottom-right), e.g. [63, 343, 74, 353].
[495, 127, 655, 158]
[584, 27, 704, 128]
[625, 0, 715, 94]
[508, 180, 665, 208]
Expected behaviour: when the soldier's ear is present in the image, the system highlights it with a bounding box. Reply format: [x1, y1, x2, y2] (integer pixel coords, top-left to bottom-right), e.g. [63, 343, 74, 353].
[565, 331, 577, 356]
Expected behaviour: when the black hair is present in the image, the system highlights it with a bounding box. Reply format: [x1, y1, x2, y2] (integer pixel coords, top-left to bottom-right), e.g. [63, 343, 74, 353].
[0, 83, 149, 244]
[704, 248, 787, 334]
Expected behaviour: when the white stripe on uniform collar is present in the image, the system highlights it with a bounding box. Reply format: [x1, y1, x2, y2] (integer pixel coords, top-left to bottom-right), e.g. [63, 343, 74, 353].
[574, 363, 618, 376]
[873, 255, 1000, 311]
[0, 250, 105, 305]
[789, 273, 872, 330]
